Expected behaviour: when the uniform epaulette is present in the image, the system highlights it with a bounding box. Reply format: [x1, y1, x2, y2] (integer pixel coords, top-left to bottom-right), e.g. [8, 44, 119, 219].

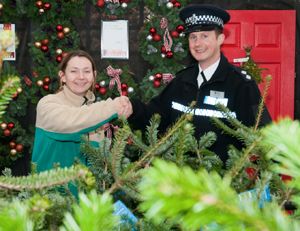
[176, 64, 196, 76]
[232, 65, 252, 81]
[176, 64, 196, 75]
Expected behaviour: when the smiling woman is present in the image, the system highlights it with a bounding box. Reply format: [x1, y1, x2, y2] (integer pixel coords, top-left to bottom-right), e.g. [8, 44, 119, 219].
[31, 50, 132, 194]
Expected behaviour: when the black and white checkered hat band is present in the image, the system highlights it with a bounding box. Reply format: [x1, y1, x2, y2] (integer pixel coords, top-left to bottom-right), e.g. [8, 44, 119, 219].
[185, 13, 224, 27]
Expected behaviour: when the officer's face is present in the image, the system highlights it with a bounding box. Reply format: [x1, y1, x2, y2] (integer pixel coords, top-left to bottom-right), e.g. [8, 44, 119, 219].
[188, 30, 224, 69]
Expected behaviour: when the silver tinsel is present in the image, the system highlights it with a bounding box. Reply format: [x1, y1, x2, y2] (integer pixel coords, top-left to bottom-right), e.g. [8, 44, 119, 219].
[158, 0, 169, 7]
[147, 45, 158, 54]
[174, 42, 184, 53]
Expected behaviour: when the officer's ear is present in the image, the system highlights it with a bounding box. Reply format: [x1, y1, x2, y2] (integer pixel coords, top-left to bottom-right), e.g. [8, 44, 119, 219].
[217, 33, 225, 46]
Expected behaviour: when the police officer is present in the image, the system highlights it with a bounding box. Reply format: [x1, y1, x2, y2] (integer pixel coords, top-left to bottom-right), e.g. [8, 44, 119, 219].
[128, 4, 271, 163]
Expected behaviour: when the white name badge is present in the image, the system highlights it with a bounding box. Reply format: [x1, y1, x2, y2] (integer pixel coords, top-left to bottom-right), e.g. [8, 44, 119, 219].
[210, 90, 224, 98]
[204, 96, 228, 106]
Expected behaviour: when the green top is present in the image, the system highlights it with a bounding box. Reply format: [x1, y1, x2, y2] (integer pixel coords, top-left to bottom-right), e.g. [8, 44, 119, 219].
[32, 86, 118, 172]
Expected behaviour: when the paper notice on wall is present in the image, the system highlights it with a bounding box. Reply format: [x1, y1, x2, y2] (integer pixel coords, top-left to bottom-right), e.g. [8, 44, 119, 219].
[0, 24, 16, 61]
[101, 20, 129, 59]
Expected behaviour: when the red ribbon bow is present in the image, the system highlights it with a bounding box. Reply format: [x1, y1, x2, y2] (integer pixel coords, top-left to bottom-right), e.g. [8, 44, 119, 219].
[106, 65, 122, 95]
[102, 123, 119, 141]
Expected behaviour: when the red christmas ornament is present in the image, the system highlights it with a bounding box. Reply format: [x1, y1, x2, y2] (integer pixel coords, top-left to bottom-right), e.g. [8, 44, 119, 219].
[161, 45, 166, 54]
[7, 122, 15, 130]
[149, 27, 156, 35]
[41, 45, 49, 52]
[41, 39, 49, 45]
[152, 34, 161, 42]
[153, 79, 161, 88]
[121, 90, 128, 96]
[170, 0, 177, 3]
[174, 2, 181, 8]
[96, 0, 105, 7]
[166, 50, 173, 58]
[9, 141, 16, 149]
[95, 83, 100, 90]
[176, 25, 185, 33]
[154, 73, 162, 80]
[3, 129, 11, 137]
[35, 0, 43, 8]
[43, 76, 51, 84]
[57, 31, 65, 39]
[170, 30, 179, 38]
[245, 167, 257, 180]
[43, 85, 49, 91]
[99, 87, 107, 95]
[249, 154, 259, 162]
[15, 144, 24, 153]
[280, 174, 293, 183]
[285, 210, 295, 215]
[56, 55, 63, 63]
[120, 0, 130, 3]
[56, 24, 63, 32]
[43, 2, 51, 10]
[121, 83, 128, 91]
[61, 51, 68, 58]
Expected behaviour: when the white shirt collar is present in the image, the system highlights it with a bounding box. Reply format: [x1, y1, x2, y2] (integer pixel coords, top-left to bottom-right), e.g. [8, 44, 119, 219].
[197, 58, 221, 87]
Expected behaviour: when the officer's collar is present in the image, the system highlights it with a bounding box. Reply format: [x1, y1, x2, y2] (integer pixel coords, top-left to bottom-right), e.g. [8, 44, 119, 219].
[182, 53, 229, 85]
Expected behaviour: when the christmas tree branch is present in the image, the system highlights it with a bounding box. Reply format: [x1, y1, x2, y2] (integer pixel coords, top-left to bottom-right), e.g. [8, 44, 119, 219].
[254, 75, 272, 131]
[108, 113, 193, 194]
[139, 159, 299, 231]
[226, 137, 261, 180]
[0, 165, 91, 191]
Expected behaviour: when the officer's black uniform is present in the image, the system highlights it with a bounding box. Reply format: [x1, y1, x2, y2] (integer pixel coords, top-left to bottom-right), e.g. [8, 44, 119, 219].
[130, 53, 271, 162]
[129, 4, 271, 162]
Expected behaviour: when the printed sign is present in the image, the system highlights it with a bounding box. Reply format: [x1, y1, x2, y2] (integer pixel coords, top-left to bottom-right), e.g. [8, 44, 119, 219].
[0, 24, 16, 61]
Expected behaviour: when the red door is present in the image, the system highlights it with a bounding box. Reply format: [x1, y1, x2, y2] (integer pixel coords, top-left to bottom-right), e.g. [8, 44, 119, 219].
[222, 10, 296, 120]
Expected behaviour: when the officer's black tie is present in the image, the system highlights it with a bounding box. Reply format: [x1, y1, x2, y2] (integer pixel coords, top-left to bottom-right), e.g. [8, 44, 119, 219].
[201, 71, 207, 83]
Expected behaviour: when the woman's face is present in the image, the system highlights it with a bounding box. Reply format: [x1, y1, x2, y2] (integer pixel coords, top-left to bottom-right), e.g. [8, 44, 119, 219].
[59, 56, 96, 96]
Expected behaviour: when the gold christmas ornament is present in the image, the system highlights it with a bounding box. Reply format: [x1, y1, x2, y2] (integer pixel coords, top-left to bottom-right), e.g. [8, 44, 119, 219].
[0, 122, 7, 130]
[37, 80, 43, 86]
[56, 48, 63, 54]
[63, 27, 70, 34]
[10, 149, 17, 156]
[34, 41, 42, 48]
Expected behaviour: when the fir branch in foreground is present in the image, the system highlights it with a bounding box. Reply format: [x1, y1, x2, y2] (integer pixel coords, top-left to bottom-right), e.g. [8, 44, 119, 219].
[139, 159, 300, 231]
[225, 138, 261, 180]
[254, 75, 272, 131]
[60, 191, 118, 231]
[108, 113, 193, 194]
[146, 113, 160, 146]
[0, 165, 92, 191]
